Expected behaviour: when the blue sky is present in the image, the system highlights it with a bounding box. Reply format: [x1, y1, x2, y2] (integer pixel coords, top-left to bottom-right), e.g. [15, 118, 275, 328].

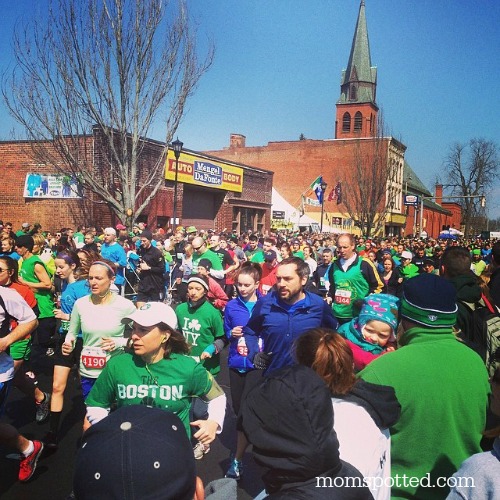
[2, 1, 500, 215]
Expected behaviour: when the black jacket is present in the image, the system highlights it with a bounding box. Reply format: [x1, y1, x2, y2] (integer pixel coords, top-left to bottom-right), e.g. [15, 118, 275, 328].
[380, 267, 403, 298]
[241, 365, 372, 499]
[137, 245, 165, 294]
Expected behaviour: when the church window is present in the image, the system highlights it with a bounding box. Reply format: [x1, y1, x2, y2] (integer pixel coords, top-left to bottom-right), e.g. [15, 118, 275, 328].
[354, 111, 362, 131]
[350, 85, 357, 100]
[342, 112, 351, 132]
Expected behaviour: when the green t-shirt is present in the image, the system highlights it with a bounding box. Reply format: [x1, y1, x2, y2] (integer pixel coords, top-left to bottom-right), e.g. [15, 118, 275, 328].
[245, 248, 265, 263]
[192, 249, 223, 274]
[292, 250, 305, 260]
[175, 301, 224, 375]
[73, 232, 84, 244]
[85, 352, 213, 436]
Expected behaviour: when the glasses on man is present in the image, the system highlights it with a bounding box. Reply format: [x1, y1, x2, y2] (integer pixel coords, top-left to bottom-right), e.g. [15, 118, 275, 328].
[193, 243, 205, 251]
[0, 268, 9, 273]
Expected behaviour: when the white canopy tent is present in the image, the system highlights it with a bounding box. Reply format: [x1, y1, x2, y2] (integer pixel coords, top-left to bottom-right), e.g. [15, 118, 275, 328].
[271, 188, 342, 233]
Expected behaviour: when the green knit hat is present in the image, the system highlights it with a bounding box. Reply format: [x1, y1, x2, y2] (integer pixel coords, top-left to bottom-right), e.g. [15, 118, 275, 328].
[401, 274, 458, 328]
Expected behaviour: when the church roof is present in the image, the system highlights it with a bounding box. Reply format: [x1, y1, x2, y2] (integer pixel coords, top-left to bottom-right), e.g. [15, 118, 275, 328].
[404, 162, 431, 197]
[403, 162, 450, 214]
[337, 0, 377, 105]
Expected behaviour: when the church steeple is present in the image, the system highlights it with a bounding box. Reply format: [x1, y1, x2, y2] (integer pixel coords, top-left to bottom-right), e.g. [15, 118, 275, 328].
[335, 0, 378, 139]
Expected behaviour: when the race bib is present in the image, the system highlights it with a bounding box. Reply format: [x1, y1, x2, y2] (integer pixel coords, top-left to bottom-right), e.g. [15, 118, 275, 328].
[237, 337, 248, 357]
[335, 289, 352, 305]
[81, 346, 107, 369]
[261, 284, 272, 295]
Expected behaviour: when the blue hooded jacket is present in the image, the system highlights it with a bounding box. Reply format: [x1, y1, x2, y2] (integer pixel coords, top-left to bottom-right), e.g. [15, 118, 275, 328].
[224, 291, 263, 372]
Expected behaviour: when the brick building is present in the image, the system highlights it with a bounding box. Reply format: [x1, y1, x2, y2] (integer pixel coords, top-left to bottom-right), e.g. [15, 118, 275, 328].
[0, 129, 272, 233]
[403, 164, 461, 237]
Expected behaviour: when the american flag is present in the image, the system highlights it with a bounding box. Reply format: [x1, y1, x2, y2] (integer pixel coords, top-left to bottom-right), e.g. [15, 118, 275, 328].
[328, 181, 342, 204]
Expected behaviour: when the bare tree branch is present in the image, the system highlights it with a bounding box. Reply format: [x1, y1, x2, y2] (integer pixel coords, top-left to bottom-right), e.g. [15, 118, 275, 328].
[2, 0, 214, 225]
[340, 113, 402, 237]
[443, 138, 498, 236]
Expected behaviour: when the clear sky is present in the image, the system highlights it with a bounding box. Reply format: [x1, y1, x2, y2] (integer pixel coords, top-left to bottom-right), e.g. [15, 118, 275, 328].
[1, 1, 500, 215]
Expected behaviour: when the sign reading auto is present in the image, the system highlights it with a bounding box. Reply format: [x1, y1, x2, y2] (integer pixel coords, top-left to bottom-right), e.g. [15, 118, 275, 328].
[166, 150, 243, 193]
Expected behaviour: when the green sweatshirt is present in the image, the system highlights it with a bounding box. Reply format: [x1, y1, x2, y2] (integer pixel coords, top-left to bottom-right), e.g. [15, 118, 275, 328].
[360, 327, 490, 499]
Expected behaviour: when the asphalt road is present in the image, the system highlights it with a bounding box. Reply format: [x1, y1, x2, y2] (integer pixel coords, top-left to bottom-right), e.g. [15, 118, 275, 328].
[0, 346, 266, 499]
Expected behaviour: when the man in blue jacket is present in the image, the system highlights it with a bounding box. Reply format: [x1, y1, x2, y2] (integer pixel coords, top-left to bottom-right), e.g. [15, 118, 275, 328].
[244, 257, 338, 373]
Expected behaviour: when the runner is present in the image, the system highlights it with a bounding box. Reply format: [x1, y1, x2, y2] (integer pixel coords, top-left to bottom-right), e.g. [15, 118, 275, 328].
[44, 250, 91, 449]
[62, 260, 135, 431]
[84, 302, 226, 451]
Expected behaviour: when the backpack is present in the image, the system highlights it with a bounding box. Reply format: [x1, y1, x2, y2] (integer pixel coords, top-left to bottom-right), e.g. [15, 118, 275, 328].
[459, 294, 500, 377]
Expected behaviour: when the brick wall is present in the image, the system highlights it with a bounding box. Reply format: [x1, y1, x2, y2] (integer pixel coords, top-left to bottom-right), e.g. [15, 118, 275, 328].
[0, 131, 273, 233]
[0, 139, 93, 231]
[206, 137, 391, 218]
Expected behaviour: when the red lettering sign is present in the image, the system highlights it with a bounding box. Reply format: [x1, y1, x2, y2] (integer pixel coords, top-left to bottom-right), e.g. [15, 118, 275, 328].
[222, 172, 241, 185]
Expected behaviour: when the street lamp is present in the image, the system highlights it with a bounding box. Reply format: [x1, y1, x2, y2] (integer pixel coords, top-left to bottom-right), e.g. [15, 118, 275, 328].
[171, 138, 183, 231]
[320, 180, 328, 233]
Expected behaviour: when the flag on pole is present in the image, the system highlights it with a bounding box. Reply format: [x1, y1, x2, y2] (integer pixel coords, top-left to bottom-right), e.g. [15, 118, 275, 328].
[310, 176, 323, 203]
[335, 181, 342, 205]
[327, 186, 336, 202]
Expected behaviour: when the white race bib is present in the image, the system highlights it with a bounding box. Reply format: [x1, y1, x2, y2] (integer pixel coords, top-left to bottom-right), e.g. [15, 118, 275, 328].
[81, 346, 107, 369]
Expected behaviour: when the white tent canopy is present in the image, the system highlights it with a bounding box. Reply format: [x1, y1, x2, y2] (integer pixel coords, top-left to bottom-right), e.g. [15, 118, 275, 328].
[271, 188, 342, 233]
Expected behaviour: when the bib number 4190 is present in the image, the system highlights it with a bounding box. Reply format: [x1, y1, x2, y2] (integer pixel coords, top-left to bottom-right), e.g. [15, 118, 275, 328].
[82, 355, 106, 369]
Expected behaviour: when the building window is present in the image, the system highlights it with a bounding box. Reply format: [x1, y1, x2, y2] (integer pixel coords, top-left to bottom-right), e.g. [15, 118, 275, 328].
[349, 85, 357, 100]
[257, 210, 265, 233]
[240, 208, 255, 233]
[354, 111, 362, 132]
[342, 112, 351, 132]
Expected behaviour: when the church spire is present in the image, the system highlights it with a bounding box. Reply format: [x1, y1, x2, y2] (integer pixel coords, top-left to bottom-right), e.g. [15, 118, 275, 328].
[339, 0, 376, 105]
[335, 0, 378, 138]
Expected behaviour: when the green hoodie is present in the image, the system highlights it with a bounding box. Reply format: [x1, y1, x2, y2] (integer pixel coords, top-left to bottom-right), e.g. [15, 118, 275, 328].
[360, 326, 489, 500]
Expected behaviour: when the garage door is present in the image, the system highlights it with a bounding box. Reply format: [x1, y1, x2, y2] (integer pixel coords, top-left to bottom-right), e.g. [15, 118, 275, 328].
[181, 186, 224, 230]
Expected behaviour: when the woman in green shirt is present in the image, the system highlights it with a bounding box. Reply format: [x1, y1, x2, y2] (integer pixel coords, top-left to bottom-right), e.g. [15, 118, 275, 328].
[85, 302, 226, 449]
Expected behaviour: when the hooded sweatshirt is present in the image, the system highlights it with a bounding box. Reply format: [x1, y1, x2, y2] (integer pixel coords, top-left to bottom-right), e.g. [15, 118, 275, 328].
[241, 365, 373, 499]
[332, 380, 401, 500]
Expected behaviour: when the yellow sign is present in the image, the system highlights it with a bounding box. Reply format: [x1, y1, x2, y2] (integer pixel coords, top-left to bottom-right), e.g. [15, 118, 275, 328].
[166, 151, 243, 193]
[387, 213, 407, 224]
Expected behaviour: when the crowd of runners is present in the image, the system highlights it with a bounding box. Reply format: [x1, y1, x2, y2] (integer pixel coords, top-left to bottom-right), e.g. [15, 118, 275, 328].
[0, 219, 499, 499]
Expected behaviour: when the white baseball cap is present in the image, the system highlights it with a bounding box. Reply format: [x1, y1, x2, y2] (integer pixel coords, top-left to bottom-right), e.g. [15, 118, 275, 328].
[124, 302, 178, 329]
[401, 250, 413, 260]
